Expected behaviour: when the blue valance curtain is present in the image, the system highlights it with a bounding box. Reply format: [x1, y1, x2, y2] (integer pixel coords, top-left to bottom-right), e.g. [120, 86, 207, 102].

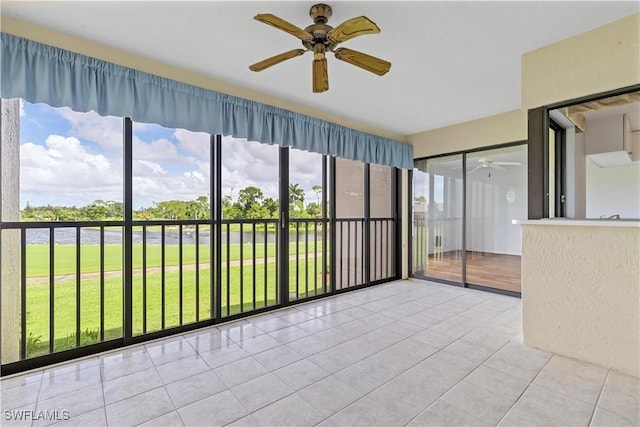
[1, 33, 413, 169]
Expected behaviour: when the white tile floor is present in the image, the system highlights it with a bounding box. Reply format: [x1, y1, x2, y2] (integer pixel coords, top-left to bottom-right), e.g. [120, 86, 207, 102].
[1, 279, 639, 426]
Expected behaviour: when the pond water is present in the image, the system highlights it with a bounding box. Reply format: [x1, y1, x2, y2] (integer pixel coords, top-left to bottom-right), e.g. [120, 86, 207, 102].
[24, 227, 321, 245]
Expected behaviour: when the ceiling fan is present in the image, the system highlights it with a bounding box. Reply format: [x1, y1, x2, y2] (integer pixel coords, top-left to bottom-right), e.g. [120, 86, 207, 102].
[468, 158, 523, 175]
[249, 3, 391, 93]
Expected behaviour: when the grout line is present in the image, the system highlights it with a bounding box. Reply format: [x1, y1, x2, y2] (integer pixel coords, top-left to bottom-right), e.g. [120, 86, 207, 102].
[280, 288, 474, 424]
[587, 369, 610, 426]
[494, 353, 554, 426]
[13, 282, 520, 427]
[328, 313, 510, 426]
[98, 361, 108, 426]
[402, 339, 512, 426]
[33, 369, 45, 413]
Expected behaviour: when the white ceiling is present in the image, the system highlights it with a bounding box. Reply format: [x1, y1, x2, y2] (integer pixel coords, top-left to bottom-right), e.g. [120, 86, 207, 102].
[2, 1, 638, 136]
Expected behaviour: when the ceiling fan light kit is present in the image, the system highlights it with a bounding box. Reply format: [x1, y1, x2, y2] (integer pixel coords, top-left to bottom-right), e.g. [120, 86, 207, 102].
[249, 3, 391, 93]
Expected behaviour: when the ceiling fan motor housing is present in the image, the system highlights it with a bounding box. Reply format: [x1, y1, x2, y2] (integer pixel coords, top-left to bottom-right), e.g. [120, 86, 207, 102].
[310, 4, 332, 24]
[304, 4, 337, 51]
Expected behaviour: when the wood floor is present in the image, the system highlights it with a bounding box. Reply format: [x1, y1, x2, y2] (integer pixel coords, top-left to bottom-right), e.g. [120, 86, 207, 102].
[420, 251, 521, 293]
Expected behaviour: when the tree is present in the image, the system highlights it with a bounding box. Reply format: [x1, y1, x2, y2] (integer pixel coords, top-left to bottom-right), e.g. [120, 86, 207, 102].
[195, 196, 209, 219]
[105, 201, 123, 219]
[312, 185, 322, 205]
[306, 202, 321, 218]
[236, 186, 264, 218]
[262, 198, 279, 218]
[288, 184, 305, 217]
[222, 195, 240, 219]
[414, 195, 427, 205]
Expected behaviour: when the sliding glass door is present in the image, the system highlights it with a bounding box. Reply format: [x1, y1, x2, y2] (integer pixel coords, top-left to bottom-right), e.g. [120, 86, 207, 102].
[412, 155, 463, 283]
[412, 144, 526, 294]
[465, 145, 527, 292]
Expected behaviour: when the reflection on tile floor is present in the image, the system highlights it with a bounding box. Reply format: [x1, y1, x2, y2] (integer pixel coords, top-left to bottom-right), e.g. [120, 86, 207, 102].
[2, 279, 639, 426]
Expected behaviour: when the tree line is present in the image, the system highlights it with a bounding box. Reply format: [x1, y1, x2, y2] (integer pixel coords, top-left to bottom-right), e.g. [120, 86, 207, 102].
[21, 184, 323, 221]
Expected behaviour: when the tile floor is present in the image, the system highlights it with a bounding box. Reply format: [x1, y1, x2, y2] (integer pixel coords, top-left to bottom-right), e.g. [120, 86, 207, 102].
[1, 279, 638, 426]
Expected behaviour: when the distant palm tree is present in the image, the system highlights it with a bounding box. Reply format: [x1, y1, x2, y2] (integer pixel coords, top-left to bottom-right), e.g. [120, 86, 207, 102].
[288, 184, 305, 216]
[312, 185, 322, 205]
[288, 184, 305, 205]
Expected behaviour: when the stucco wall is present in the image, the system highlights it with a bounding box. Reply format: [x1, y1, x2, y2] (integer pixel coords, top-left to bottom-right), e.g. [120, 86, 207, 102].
[522, 224, 640, 377]
[520, 14, 640, 377]
[408, 110, 527, 159]
[1, 99, 21, 364]
[522, 13, 640, 110]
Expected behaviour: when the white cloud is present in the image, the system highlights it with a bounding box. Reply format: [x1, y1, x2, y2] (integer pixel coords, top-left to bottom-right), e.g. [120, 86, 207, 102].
[19, 99, 25, 117]
[133, 137, 180, 162]
[58, 107, 123, 153]
[20, 135, 122, 206]
[19, 124, 326, 209]
[184, 171, 205, 182]
[289, 149, 324, 198]
[134, 159, 167, 177]
[174, 128, 210, 156]
[219, 136, 324, 202]
[133, 170, 210, 207]
[221, 136, 280, 199]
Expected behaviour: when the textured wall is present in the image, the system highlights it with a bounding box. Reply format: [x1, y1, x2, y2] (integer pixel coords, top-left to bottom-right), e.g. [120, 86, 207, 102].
[408, 110, 527, 159]
[1, 98, 21, 364]
[522, 224, 640, 377]
[522, 13, 640, 110]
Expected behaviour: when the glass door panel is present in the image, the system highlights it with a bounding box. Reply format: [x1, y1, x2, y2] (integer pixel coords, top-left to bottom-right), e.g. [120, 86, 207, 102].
[369, 164, 395, 282]
[465, 145, 527, 292]
[412, 155, 463, 283]
[288, 148, 328, 300]
[335, 158, 365, 290]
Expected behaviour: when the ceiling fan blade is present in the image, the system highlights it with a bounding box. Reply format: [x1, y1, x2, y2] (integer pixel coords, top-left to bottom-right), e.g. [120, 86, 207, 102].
[249, 49, 307, 72]
[334, 48, 391, 76]
[327, 16, 380, 43]
[254, 14, 312, 41]
[313, 58, 329, 93]
[493, 161, 522, 166]
[468, 165, 483, 174]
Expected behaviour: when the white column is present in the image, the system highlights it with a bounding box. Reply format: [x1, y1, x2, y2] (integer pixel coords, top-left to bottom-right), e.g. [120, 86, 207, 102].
[1, 98, 21, 363]
[401, 169, 409, 279]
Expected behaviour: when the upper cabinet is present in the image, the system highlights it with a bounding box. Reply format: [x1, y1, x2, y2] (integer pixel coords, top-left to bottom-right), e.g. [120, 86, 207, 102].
[585, 113, 636, 167]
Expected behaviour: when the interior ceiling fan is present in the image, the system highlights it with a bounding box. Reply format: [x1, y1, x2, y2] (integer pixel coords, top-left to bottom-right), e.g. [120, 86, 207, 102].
[249, 3, 391, 93]
[468, 158, 522, 175]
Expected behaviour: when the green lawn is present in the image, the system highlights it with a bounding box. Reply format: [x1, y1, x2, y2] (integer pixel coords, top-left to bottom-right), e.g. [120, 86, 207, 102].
[25, 256, 329, 358]
[25, 240, 327, 278]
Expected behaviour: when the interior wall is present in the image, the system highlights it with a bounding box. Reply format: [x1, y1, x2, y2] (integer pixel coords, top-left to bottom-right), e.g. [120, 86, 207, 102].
[586, 160, 640, 218]
[522, 13, 640, 110]
[408, 110, 527, 158]
[0, 16, 405, 143]
[564, 128, 588, 219]
[520, 12, 640, 375]
[573, 133, 587, 218]
[466, 162, 527, 256]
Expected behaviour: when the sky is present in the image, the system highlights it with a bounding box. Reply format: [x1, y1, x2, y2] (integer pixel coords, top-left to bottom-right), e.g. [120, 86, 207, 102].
[19, 100, 324, 209]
